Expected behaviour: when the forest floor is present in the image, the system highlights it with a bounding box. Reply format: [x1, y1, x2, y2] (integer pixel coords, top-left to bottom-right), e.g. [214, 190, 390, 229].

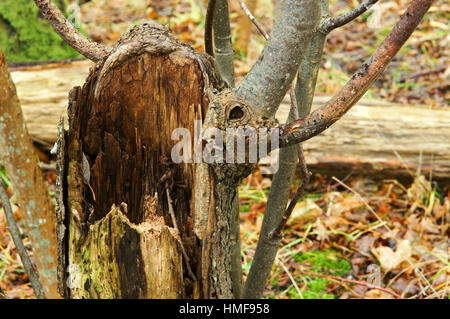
[0, 0, 449, 298]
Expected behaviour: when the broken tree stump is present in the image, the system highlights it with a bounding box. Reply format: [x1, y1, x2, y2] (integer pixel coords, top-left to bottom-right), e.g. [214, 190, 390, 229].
[58, 23, 224, 298]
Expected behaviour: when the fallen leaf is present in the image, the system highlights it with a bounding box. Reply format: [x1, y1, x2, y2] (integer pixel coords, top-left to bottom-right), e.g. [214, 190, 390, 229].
[288, 198, 323, 225]
[364, 289, 395, 299]
[372, 240, 412, 271]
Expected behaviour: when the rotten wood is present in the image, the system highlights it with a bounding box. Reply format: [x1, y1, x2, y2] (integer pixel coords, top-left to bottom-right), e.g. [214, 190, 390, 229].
[61, 22, 233, 298]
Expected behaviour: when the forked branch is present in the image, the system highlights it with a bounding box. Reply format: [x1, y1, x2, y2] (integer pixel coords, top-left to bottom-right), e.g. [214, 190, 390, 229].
[321, 0, 379, 33]
[237, 0, 312, 240]
[234, 0, 321, 118]
[33, 0, 109, 61]
[279, 0, 434, 148]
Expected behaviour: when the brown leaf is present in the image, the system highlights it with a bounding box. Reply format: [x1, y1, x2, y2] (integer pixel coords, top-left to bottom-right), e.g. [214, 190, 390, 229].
[372, 240, 412, 271]
[288, 199, 323, 225]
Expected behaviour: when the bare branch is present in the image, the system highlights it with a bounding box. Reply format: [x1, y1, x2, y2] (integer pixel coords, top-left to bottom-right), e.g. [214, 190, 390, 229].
[239, 2, 310, 233]
[241, 1, 324, 298]
[300, 271, 404, 299]
[33, 0, 109, 62]
[279, 0, 434, 148]
[0, 181, 45, 299]
[321, 0, 379, 33]
[237, 0, 269, 40]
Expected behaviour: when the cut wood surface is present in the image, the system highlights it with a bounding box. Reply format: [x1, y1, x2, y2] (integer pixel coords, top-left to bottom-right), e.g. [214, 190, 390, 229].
[9, 60, 450, 182]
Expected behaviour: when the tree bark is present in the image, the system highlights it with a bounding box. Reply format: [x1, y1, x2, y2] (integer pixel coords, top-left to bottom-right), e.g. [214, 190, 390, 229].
[0, 47, 59, 298]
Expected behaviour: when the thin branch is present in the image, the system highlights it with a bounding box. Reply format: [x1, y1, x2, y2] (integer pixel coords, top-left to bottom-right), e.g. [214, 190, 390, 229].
[321, 0, 379, 33]
[331, 176, 391, 232]
[276, 257, 303, 299]
[300, 271, 404, 299]
[270, 144, 311, 239]
[237, 0, 269, 40]
[204, 0, 217, 56]
[165, 186, 197, 282]
[0, 181, 45, 299]
[279, 0, 434, 148]
[33, 0, 109, 62]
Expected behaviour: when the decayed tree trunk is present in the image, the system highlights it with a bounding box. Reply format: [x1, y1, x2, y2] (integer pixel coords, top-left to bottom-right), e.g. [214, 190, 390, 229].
[58, 22, 230, 298]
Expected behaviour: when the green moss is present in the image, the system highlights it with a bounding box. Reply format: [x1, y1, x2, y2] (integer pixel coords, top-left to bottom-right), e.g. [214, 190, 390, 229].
[0, 0, 81, 62]
[291, 249, 351, 299]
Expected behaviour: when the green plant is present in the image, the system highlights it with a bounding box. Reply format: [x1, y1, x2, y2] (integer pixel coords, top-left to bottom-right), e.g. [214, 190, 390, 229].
[291, 249, 351, 299]
[0, 0, 81, 62]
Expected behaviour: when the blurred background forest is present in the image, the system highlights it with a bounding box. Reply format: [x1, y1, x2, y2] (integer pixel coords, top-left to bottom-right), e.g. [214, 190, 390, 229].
[0, 0, 449, 299]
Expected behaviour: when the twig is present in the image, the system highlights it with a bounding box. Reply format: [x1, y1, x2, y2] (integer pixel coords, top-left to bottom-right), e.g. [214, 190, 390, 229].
[33, 0, 109, 61]
[321, 0, 379, 33]
[213, 0, 235, 86]
[0, 181, 45, 299]
[204, 0, 217, 56]
[331, 176, 391, 232]
[165, 186, 197, 282]
[399, 66, 446, 82]
[276, 257, 303, 299]
[301, 270, 404, 299]
[237, 0, 269, 40]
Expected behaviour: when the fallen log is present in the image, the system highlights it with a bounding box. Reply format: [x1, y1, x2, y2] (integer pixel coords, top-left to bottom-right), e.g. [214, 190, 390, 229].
[9, 60, 450, 183]
[276, 96, 450, 184]
[10, 59, 93, 146]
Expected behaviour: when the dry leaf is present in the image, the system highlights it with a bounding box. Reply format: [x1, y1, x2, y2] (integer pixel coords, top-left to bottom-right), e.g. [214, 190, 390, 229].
[288, 198, 323, 225]
[364, 289, 395, 299]
[329, 197, 364, 216]
[372, 240, 412, 271]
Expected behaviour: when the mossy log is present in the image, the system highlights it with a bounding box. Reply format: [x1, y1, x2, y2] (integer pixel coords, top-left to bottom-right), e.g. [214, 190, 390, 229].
[58, 23, 226, 298]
